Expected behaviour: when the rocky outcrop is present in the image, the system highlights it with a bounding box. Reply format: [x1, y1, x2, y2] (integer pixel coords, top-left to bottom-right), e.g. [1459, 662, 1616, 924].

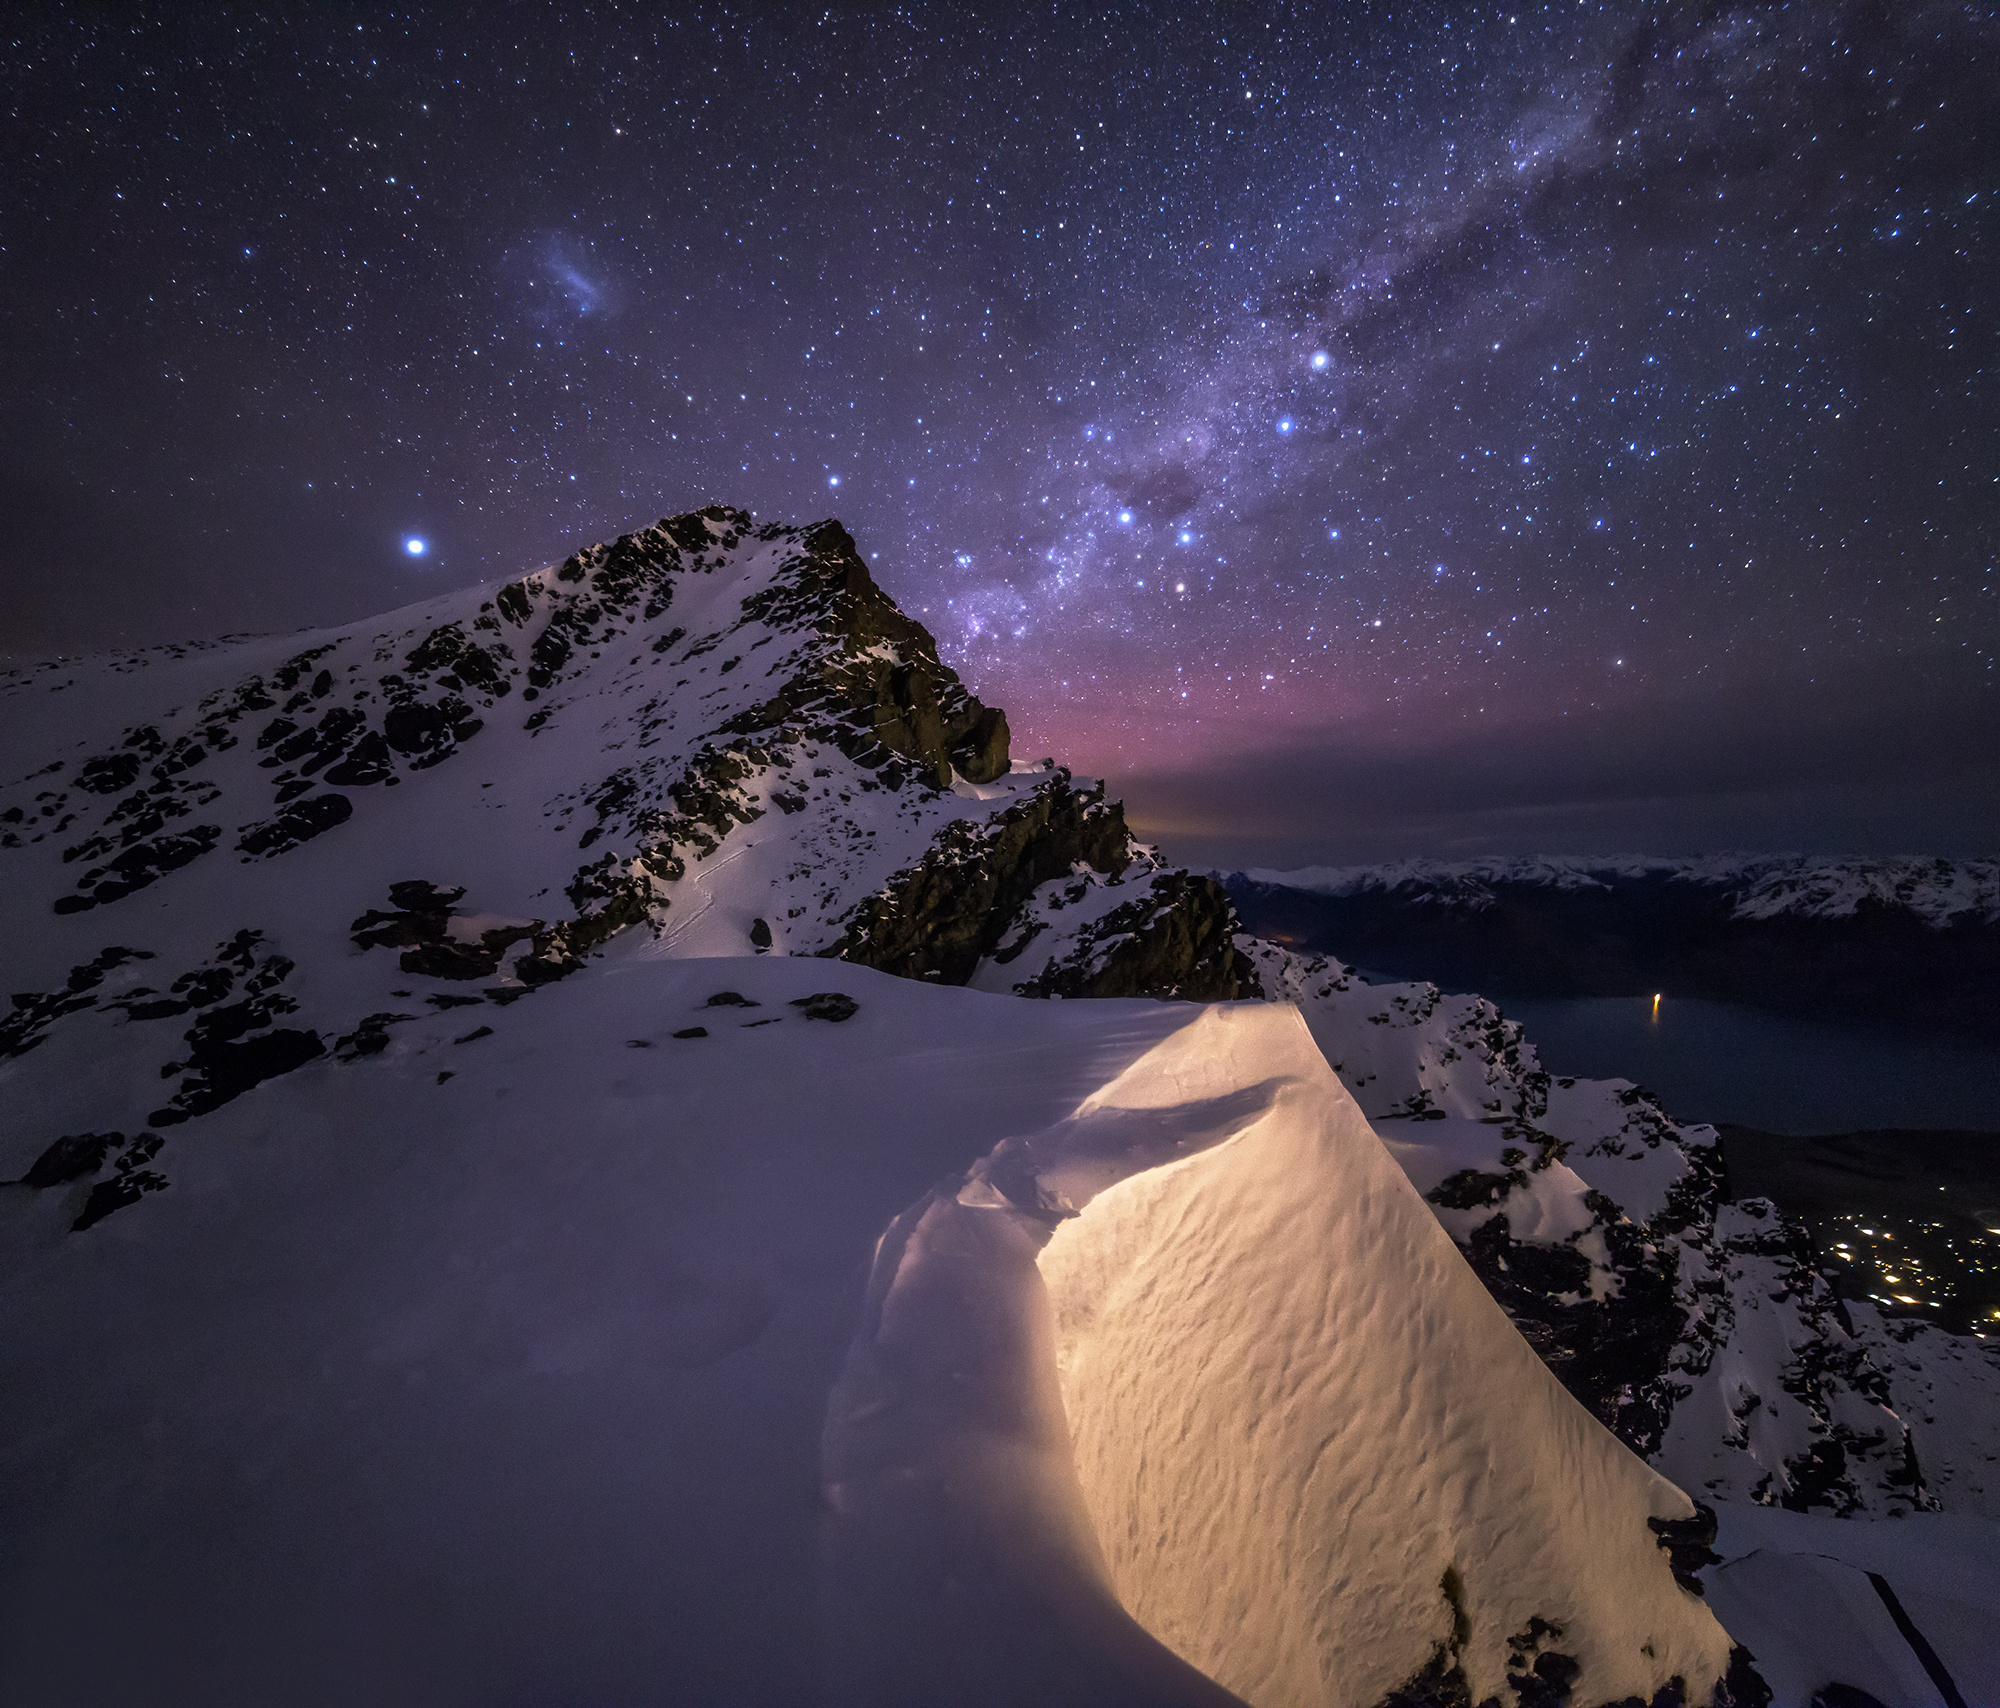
[827, 771, 1131, 984]
[1018, 871, 1260, 1002]
[350, 880, 540, 982]
[826, 772, 1259, 1002]
[727, 519, 1010, 786]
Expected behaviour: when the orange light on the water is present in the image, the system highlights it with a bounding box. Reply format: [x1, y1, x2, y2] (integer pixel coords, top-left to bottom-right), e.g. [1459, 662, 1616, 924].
[1652, 993, 1661, 1020]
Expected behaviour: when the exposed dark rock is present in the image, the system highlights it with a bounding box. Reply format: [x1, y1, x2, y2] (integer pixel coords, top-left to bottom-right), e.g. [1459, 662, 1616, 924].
[1717, 1634, 1773, 1700]
[828, 772, 1134, 985]
[1511, 1651, 1582, 1708]
[1501, 1618, 1581, 1708]
[236, 792, 352, 858]
[749, 917, 773, 948]
[1455, 1209, 1687, 1450]
[404, 622, 515, 697]
[334, 1012, 415, 1061]
[726, 519, 1011, 786]
[399, 939, 502, 980]
[382, 696, 483, 767]
[3, 946, 155, 1058]
[706, 992, 760, 1007]
[151, 1014, 325, 1127]
[70, 1133, 167, 1231]
[791, 992, 858, 1022]
[76, 751, 143, 794]
[1373, 1646, 1478, 1708]
[351, 881, 466, 946]
[455, 1025, 493, 1044]
[72, 1172, 163, 1231]
[322, 731, 396, 786]
[1647, 1503, 1720, 1594]
[55, 824, 223, 911]
[673, 1026, 708, 1039]
[1373, 1568, 1483, 1708]
[21, 1132, 123, 1188]
[351, 882, 536, 981]
[1017, 872, 1263, 1002]
[1430, 1168, 1523, 1211]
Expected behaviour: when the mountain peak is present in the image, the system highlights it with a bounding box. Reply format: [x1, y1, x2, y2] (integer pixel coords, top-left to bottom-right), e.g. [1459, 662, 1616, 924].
[1, 506, 1250, 1117]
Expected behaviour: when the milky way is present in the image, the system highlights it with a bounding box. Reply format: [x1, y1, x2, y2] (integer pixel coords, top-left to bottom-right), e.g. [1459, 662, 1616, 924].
[4, 3, 1996, 861]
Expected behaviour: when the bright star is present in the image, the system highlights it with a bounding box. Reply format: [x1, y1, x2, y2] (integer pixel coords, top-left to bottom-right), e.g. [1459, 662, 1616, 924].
[828, 475, 840, 487]
[1277, 418, 1294, 434]
[1311, 350, 1329, 370]
[1118, 509, 1133, 525]
[404, 537, 427, 557]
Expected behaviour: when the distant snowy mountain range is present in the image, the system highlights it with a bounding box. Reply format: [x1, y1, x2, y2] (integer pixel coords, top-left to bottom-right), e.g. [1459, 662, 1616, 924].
[1233, 856, 2000, 929]
[4, 509, 1993, 1705]
[1226, 856, 2000, 1041]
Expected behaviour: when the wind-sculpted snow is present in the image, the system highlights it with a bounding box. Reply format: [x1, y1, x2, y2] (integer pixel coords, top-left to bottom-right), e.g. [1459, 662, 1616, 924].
[1241, 938, 1947, 1523]
[826, 1002, 1740, 1707]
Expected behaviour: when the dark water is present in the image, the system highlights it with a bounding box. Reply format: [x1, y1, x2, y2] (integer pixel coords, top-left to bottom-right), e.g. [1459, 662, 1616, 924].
[1498, 995, 2000, 1134]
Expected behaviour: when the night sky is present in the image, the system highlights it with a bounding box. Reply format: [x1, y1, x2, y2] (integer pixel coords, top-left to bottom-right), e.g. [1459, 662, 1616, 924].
[5, 2, 1996, 866]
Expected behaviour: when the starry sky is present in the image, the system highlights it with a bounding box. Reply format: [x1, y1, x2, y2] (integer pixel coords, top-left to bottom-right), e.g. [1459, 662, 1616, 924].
[4, 1, 1996, 866]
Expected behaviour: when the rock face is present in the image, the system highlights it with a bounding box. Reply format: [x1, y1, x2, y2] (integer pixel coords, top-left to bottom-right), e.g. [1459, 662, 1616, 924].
[830, 771, 1134, 984]
[825, 770, 1253, 1001]
[1016, 871, 1257, 1002]
[727, 519, 1011, 788]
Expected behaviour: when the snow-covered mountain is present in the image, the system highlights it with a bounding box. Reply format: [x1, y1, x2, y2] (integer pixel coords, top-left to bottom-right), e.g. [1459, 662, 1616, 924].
[5, 509, 1993, 1705]
[1234, 856, 2000, 927]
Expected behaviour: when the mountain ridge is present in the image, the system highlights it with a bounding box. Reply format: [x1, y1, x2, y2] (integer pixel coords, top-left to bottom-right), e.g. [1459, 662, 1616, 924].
[6, 507, 1994, 1704]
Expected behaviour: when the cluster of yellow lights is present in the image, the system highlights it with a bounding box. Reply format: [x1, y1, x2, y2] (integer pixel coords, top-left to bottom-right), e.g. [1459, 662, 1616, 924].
[1824, 1213, 1999, 1321]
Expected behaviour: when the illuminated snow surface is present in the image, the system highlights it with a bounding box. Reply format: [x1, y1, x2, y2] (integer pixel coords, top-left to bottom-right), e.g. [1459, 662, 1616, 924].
[5, 960, 1729, 1705]
[5, 509, 1997, 1703]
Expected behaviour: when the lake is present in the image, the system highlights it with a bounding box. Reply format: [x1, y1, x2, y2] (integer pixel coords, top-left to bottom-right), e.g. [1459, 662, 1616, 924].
[1494, 994, 2000, 1134]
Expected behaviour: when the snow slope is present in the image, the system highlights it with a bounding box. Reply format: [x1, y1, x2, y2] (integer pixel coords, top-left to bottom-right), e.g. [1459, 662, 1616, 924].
[1033, 1005, 1731, 1706]
[0, 957, 1184, 1705]
[3, 957, 1739, 1706]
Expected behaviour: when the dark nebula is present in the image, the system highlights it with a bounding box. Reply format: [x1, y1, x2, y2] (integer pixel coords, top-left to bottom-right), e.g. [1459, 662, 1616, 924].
[3, 2, 1995, 862]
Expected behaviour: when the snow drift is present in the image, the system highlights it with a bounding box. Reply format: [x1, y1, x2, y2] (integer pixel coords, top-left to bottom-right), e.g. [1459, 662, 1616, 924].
[826, 1000, 1735, 1705]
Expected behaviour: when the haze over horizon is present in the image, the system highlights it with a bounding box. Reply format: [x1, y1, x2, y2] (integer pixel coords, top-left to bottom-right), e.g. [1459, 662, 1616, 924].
[5, 1, 1995, 867]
